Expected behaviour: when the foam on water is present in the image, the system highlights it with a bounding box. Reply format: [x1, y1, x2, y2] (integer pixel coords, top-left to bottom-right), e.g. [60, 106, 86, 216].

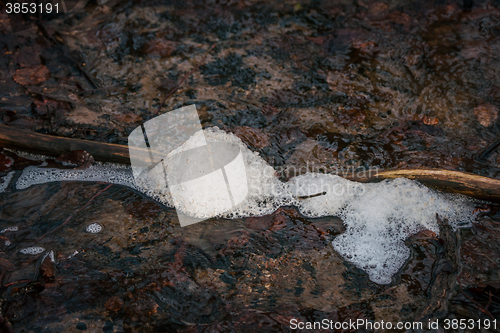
[289, 174, 474, 284]
[19, 246, 45, 255]
[167, 127, 292, 218]
[1, 226, 18, 233]
[14, 127, 476, 284]
[86, 223, 103, 233]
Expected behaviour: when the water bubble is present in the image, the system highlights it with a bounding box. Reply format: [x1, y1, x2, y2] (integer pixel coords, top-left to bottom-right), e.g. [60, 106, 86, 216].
[0, 226, 18, 233]
[86, 223, 103, 233]
[20, 247, 45, 255]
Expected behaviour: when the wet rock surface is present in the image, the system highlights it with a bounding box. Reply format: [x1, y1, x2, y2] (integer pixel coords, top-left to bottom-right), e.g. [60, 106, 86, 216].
[1, 0, 500, 331]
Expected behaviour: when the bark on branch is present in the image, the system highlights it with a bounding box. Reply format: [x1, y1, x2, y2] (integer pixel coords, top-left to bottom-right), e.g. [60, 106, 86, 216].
[1, 124, 500, 201]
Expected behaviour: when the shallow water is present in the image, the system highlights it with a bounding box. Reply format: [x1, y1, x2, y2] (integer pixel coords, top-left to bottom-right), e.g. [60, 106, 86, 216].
[1, 0, 500, 331]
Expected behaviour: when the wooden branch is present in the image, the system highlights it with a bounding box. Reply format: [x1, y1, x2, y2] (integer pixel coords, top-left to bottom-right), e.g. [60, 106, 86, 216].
[350, 168, 500, 202]
[1, 124, 500, 201]
[0, 124, 160, 164]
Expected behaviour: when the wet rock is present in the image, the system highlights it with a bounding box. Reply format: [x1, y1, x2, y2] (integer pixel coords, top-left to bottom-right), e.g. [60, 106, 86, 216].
[0, 257, 15, 271]
[13, 46, 41, 68]
[201, 53, 256, 89]
[125, 294, 158, 320]
[33, 99, 69, 117]
[284, 139, 340, 178]
[75, 322, 87, 330]
[0, 95, 34, 114]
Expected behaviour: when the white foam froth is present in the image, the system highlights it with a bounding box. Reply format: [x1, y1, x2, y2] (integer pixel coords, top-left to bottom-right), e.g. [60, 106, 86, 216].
[86, 223, 103, 233]
[172, 127, 291, 218]
[4, 149, 47, 161]
[14, 127, 476, 284]
[20, 246, 45, 255]
[291, 174, 474, 284]
[1, 226, 18, 233]
[16, 162, 175, 205]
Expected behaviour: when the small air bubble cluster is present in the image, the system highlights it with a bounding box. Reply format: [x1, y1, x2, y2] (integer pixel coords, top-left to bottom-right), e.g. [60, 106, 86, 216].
[5, 149, 47, 161]
[19, 246, 45, 255]
[86, 223, 102, 233]
[0, 226, 18, 233]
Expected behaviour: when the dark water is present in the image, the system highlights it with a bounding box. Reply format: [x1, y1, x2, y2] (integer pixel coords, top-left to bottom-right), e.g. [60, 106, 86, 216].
[1, 0, 500, 332]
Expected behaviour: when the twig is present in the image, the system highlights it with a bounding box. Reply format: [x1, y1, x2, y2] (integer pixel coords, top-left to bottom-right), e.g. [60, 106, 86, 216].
[35, 184, 112, 243]
[154, 44, 216, 115]
[486, 290, 493, 309]
[3, 280, 32, 288]
[478, 136, 500, 160]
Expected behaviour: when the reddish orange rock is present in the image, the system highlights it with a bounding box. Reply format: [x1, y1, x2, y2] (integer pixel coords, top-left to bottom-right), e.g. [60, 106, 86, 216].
[422, 116, 439, 125]
[13, 65, 50, 86]
[142, 39, 176, 58]
[113, 112, 142, 124]
[231, 126, 270, 148]
[105, 296, 124, 312]
[474, 103, 498, 127]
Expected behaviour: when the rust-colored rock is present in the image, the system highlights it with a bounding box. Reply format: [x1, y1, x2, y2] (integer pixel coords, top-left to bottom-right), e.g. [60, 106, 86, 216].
[40, 255, 56, 279]
[474, 103, 498, 127]
[142, 39, 176, 58]
[13, 65, 50, 86]
[105, 296, 124, 312]
[231, 126, 270, 148]
[422, 116, 439, 125]
[113, 112, 142, 124]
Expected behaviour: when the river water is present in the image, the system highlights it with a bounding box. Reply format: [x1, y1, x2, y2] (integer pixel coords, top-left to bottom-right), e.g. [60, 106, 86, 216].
[1, 0, 500, 332]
